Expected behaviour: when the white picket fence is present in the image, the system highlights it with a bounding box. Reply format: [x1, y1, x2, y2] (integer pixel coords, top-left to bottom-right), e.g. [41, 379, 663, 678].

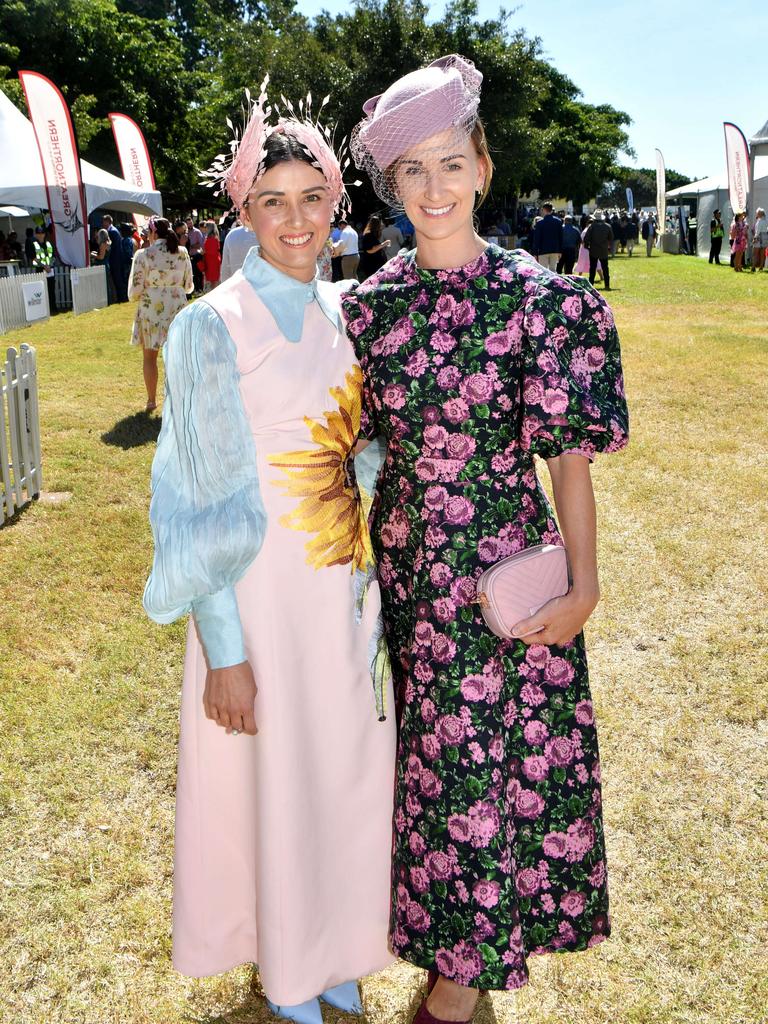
[1, 343, 43, 522]
[0, 272, 49, 334]
[71, 265, 108, 315]
[0, 265, 108, 332]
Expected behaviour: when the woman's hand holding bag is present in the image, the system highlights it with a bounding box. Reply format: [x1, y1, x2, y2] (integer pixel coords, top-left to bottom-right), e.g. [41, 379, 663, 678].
[510, 587, 600, 647]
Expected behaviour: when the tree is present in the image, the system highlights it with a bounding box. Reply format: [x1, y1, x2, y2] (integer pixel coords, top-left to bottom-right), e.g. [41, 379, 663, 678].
[598, 165, 695, 208]
[0, 0, 200, 201]
[525, 65, 632, 207]
[0, 0, 636, 212]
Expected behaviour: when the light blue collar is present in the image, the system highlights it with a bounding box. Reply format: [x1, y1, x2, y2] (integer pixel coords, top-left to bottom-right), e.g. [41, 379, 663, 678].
[241, 246, 340, 343]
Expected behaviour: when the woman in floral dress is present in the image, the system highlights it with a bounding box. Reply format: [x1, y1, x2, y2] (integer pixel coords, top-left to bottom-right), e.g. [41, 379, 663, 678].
[341, 55, 629, 1024]
[128, 216, 193, 411]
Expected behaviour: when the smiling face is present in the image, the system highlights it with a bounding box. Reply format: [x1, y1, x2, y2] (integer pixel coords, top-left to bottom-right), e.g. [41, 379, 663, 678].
[243, 160, 331, 282]
[393, 129, 486, 247]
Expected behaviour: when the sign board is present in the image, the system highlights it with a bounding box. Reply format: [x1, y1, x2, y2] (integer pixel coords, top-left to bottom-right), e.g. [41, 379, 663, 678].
[23, 281, 48, 322]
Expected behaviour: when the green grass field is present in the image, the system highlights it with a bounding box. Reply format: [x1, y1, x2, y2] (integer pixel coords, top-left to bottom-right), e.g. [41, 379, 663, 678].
[1, 253, 766, 1024]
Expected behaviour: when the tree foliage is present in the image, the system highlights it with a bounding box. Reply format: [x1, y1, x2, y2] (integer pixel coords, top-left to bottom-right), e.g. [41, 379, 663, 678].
[1, 0, 635, 213]
[598, 165, 694, 209]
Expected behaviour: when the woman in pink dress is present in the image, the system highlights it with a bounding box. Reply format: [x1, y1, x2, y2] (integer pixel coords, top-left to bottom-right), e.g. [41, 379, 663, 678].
[729, 212, 748, 272]
[143, 82, 395, 1024]
[574, 215, 601, 279]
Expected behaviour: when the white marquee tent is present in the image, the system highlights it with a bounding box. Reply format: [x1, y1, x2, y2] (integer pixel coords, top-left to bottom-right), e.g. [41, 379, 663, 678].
[749, 119, 768, 220]
[0, 89, 162, 217]
[666, 175, 732, 258]
[666, 118, 768, 258]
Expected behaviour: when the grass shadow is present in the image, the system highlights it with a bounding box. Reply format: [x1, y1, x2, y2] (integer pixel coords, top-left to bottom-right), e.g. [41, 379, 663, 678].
[102, 411, 161, 449]
[476, 993, 500, 1024]
[0, 494, 38, 530]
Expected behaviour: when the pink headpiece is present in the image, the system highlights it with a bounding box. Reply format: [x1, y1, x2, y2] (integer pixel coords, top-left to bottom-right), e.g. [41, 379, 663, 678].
[350, 55, 483, 208]
[201, 75, 356, 215]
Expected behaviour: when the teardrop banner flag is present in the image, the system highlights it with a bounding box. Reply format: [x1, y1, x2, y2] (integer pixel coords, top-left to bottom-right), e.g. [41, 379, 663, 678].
[626, 187, 634, 213]
[655, 149, 666, 232]
[108, 112, 156, 229]
[723, 122, 750, 215]
[18, 70, 89, 267]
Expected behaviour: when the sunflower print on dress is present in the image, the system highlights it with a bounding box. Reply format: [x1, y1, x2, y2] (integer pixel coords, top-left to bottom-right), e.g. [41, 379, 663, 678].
[269, 365, 374, 574]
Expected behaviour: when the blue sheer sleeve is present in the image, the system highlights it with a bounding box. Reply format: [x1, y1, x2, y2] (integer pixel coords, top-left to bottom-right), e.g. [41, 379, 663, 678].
[143, 299, 267, 669]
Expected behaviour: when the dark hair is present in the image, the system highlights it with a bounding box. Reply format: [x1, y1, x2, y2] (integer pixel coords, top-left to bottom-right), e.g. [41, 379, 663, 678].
[364, 215, 382, 239]
[262, 131, 318, 175]
[542, 202, 554, 212]
[119, 222, 134, 238]
[154, 217, 179, 254]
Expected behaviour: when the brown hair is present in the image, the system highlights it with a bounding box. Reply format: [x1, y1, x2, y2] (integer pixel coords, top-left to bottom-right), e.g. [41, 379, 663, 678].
[153, 217, 179, 254]
[471, 118, 494, 208]
[364, 215, 382, 239]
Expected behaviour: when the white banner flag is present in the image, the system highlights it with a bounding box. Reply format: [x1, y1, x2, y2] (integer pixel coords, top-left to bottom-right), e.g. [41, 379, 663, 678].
[655, 149, 666, 232]
[626, 187, 634, 213]
[723, 122, 750, 215]
[19, 70, 89, 268]
[108, 112, 156, 229]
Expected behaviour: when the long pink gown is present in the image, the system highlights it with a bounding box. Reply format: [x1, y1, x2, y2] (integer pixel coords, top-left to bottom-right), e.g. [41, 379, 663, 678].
[574, 230, 590, 274]
[171, 274, 396, 1003]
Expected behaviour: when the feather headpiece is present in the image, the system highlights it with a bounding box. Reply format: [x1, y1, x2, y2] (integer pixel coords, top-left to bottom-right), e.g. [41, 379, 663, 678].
[201, 76, 358, 216]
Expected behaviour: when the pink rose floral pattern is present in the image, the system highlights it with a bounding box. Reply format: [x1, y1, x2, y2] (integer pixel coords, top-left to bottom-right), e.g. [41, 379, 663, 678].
[340, 245, 628, 991]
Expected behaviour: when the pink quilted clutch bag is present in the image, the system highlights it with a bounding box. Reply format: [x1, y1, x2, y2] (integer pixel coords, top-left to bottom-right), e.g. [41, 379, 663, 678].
[475, 544, 570, 639]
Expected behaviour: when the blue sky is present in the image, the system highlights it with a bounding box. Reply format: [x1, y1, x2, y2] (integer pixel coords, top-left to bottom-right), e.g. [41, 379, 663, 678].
[301, 0, 768, 181]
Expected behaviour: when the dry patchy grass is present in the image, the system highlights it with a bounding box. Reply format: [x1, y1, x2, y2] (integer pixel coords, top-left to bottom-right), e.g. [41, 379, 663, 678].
[1, 254, 766, 1024]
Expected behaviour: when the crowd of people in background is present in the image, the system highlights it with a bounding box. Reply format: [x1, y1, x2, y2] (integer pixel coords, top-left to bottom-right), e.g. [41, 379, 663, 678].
[478, 203, 661, 292]
[3, 197, 767, 330]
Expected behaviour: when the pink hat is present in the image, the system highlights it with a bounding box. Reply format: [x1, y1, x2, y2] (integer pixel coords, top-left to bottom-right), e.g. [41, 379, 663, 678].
[350, 55, 482, 206]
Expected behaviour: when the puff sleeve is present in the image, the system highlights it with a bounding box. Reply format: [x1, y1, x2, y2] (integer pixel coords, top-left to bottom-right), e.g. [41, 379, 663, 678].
[339, 284, 381, 441]
[143, 300, 267, 668]
[520, 279, 629, 460]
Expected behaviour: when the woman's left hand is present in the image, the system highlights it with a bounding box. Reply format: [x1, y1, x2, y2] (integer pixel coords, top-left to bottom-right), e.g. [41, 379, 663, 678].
[510, 587, 600, 647]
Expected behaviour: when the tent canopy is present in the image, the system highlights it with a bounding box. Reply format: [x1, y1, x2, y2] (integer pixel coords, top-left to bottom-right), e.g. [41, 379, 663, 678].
[666, 175, 728, 198]
[0, 89, 162, 216]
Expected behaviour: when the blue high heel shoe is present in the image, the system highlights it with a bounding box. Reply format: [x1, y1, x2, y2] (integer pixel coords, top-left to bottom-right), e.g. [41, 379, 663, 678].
[319, 980, 364, 1015]
[265, 997, 323, 1024]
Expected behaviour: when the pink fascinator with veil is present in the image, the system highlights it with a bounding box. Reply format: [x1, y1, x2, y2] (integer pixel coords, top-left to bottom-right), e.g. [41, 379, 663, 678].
[350, 54, 483, 208]
[201, 75, 358, 216]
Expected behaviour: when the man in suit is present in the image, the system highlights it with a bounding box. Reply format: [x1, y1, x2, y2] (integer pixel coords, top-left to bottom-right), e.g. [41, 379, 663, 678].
[102, 215, 126, 301]
[532, 202, 563, 272]
[583, 212, 613, 290]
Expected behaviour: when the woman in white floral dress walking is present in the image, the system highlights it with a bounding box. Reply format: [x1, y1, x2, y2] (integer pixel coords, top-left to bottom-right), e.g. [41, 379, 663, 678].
[128, 216, 193, 411]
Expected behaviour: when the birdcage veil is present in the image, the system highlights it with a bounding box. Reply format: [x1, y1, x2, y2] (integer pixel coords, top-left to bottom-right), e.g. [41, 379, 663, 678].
[350, 55, 483, 210]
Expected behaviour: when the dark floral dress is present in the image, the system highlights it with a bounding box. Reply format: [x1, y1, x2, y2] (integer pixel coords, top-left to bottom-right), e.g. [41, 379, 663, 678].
[340, 245, 629, 992]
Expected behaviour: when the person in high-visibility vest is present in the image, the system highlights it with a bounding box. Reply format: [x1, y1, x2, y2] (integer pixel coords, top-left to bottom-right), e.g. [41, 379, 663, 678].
[32, 226, 57, 315]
